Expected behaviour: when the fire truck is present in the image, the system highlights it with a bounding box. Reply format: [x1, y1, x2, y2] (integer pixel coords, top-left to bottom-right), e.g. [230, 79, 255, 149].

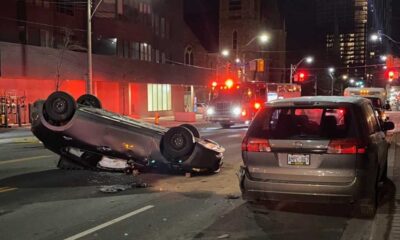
[206, 79, 301, 128]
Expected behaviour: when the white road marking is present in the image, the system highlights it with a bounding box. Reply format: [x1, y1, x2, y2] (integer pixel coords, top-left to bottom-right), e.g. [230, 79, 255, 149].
[64, 205, 154, 240]
[0, 155, 54, 165]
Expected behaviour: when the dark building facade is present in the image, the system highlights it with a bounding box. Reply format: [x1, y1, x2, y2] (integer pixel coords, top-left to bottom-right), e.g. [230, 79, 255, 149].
[218, 0, 286, 83]
[315, 0, 392, 87]
[0, 0, 213, 117]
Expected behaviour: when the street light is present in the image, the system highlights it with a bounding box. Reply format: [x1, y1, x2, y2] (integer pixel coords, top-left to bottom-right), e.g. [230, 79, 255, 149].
[349, 78, 355, 84]
[328, 67, 335, 96]
[289, 56, 314, 83]
[380, 55, 388, 61]
[221, 49, 230, 57]
[370, 31, 400, 45]
[235, 58, 241, 63]
[244, 33, 270, 47]
[342, 75, 348, 80]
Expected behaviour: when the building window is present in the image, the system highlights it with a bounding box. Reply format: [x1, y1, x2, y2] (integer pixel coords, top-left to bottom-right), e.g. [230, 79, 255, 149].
[160, 17, 166, 38]
[147, 84, 172, 111]
[166, 20, 170, 39]
[154, 15, 159, 35]
[232, 30, 238, 50]
[229, 0, 242, 11]
[40, 29, 52, 47]
[161, 52, 166, 63]
[184, 46, 193, 65]
[130, 41, 139, 60]
[155, 49, 160, 63]
[56, 0, 74, 16]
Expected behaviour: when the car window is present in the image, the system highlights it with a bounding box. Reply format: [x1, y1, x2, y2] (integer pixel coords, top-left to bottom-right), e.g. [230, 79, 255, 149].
[364, 104, 380, 134]
[249, 106, 354, 140]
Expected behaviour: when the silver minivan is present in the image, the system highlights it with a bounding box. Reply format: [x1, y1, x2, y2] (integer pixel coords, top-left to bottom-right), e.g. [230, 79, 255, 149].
[239, 96, 394, 217]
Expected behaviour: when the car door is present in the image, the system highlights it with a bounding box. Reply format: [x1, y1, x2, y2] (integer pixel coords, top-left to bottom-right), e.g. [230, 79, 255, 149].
[363, 103, 388, 178]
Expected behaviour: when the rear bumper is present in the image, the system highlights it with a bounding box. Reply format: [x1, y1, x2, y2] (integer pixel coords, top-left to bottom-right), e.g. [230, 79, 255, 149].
[239, 166, 363, 203]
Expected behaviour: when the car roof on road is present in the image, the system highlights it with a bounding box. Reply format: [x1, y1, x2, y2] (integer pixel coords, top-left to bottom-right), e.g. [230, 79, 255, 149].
[268, 96, 369, 107]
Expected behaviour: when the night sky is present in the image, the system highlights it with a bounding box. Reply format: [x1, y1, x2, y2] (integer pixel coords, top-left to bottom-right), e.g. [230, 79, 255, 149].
[184, 0, 219, 52]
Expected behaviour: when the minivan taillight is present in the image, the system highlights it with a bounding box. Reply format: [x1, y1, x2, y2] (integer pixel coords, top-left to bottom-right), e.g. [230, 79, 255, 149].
[242, 137, 271, 152]
[327, 139, 366, 154]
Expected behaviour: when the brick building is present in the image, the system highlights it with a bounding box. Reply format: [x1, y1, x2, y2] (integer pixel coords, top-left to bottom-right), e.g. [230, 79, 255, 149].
[218, 0, 286, 83]
[0, 0, 214, 118]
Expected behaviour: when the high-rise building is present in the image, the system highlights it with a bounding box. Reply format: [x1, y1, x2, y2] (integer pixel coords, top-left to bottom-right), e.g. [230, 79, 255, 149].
[219, 0, 286, 82]
[315, 0, 392, 86]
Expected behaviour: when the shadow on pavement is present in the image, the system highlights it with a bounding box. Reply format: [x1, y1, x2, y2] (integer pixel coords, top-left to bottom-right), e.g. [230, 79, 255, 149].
[193, 201, 348, 240]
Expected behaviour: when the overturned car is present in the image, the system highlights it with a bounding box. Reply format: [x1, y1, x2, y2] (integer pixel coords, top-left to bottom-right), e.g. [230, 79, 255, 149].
[31, 91, 224, 173]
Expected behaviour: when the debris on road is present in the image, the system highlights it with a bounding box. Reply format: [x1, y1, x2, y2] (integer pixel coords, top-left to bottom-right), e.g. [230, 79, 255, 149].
[99, 182, 150, 193]
[217, 233, 230, 239]
[225, 194, 240, 200]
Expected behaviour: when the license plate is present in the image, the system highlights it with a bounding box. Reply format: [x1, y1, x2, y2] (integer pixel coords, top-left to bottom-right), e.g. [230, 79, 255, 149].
[288, 154, 310, 166]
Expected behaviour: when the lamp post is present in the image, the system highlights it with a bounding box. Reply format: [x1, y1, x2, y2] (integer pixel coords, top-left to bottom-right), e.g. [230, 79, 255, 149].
[328, 67, 335, 96]
[290, 56, 313, 83]
[239, 33, 270, 81]
[86, 0, 104, 95]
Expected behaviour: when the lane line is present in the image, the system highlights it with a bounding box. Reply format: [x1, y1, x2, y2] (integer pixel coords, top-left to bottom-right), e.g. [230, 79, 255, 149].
[64, 205, 154, 240]
[0, 187, 17, 193]
[0, 155, 54, 165]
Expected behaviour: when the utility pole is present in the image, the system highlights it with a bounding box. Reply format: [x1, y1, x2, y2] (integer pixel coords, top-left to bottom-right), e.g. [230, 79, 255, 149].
[87, 0, 93, 94]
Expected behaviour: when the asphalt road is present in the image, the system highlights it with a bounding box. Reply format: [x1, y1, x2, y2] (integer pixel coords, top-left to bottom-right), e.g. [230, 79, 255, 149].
[0, 126, 400, 240]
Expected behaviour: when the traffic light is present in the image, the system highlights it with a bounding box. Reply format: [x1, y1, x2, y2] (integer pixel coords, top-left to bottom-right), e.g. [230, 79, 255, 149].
[385, 69, 398, 82]
[389, 71, 395, 82]
[294, 71, 308, 82]
[257, 59, 265, 72]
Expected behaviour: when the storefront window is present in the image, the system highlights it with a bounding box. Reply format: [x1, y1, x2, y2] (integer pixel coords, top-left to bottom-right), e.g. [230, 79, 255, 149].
[147, 84, 171, 111]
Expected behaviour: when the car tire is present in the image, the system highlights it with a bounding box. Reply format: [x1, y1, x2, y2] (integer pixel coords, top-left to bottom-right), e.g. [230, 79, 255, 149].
[44, 91, 76, 124]
[162, 126, 195, 160]
[381, 161, 388, 182]
[77, 94, 102, 108]
[357, 172, 378, 218]
[220, 123, 233, 129]
[180, 124, 200, 138]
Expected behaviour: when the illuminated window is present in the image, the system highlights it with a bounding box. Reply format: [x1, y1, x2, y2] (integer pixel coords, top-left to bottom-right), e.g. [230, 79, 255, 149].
[147, 84, 172, 111]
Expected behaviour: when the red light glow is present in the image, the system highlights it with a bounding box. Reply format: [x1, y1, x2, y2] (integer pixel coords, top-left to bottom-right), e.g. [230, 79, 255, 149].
[225, 79, 234, 88]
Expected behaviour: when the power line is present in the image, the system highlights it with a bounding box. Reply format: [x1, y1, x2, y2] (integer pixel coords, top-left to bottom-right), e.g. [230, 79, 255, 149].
[0, 16, 86, 32]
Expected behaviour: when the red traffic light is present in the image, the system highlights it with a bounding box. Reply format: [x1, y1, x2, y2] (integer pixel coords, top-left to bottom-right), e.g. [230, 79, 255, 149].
[385, 69, 398, 82]
[294, 71, 308, 82]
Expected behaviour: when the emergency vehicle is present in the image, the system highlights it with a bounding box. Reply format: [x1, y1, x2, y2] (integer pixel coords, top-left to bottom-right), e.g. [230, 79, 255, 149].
[206, 79, 301, 128]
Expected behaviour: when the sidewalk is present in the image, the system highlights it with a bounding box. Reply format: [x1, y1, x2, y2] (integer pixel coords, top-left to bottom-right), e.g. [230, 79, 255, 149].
[0, 114, 218, 144]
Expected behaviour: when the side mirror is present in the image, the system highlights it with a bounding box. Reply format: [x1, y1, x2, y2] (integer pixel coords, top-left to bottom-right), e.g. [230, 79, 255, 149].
[382, 121, 395, 131]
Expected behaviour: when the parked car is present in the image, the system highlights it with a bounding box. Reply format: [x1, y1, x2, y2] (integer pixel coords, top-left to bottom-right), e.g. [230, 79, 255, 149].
[195, 103, 207, 114]
[239, 96, 394, 217]
[31, 92, 224, 173]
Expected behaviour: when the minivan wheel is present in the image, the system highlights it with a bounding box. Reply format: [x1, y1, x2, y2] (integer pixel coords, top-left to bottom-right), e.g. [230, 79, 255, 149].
[357, 174, 378, 218]
[381, 161, 388, 183]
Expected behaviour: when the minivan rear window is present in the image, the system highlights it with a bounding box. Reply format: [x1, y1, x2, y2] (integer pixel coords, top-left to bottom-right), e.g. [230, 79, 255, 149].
[248, 106, 355, 140]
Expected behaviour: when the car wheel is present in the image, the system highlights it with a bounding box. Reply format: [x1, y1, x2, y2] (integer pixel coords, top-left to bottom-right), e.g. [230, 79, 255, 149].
[180, 124, 200, 138]
[381, 161, 388, 182]
[357, 172, 378, 218]
[77, 94, 102, 108]
[220, 123, 233, 129]
[44, 91, 76, 124]
[162, 126, 195, 160]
